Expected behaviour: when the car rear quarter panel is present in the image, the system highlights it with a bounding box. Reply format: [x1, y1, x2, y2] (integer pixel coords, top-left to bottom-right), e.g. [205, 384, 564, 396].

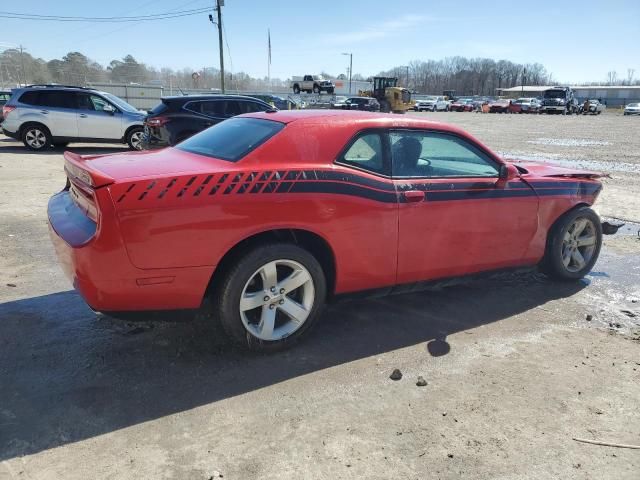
[109, 121, 399, 294]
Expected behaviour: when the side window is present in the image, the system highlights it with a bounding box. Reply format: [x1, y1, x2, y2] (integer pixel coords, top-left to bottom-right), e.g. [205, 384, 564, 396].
[77, 94, 109, 111]
[19, 91, 40, 105]
[90, 95, 109, 111]
[239, 101, 265, 114]
[37, 91, 76, 109]
[223, 100, 241, 117]
[198, 101, 225, 117]
[390, 131, 500, 178]
[340, 132, 386, 175]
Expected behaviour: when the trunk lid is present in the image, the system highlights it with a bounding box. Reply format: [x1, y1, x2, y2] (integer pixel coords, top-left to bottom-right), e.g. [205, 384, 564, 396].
[66, 148, 231, 185]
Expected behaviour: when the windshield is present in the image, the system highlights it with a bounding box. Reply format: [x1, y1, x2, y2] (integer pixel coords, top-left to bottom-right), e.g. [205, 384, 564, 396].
[176, 117, 284, 162]
[544, 90, 566, 99]
[629, 103, 640, 107]
[102, 92, 140, 113]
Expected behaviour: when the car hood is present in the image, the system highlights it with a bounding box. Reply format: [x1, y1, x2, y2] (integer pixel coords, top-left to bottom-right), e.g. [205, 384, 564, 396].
[508, 160, 607, 179]
[65, 148, 231, 185]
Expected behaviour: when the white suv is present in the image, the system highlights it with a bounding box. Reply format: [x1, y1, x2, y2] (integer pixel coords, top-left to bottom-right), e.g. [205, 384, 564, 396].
[2, 85, 146, 151]
[414, 96, 449, 112]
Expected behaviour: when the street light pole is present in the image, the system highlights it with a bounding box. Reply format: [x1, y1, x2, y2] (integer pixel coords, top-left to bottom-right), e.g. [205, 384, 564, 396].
[342, 52, 352, 94]
[209, 1, 225, 93]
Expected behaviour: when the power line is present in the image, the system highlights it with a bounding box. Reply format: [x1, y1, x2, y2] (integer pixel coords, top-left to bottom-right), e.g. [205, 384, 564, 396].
[0, 7, 212, 22]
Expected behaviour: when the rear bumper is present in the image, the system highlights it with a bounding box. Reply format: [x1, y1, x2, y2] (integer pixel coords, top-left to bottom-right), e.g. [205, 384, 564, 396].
[2, 127, 19, 139]
[48, 190, 213, 312]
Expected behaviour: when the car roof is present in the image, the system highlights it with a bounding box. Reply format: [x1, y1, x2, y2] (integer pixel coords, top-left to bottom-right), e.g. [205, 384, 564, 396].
[241, 110, 468, 134]
[162, 94, 269, 103]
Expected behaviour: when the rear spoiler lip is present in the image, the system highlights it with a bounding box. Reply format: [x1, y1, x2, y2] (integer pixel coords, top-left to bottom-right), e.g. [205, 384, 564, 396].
[63, 151, 115, 188]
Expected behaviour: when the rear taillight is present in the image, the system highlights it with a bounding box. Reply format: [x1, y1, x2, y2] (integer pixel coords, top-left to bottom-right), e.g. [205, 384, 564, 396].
[2, 105, 16, 118]
[69, 180, 98, 222]
[146, 116, 170, 127]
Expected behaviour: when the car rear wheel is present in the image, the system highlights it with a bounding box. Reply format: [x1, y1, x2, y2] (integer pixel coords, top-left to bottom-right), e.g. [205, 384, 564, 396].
[293, 85, 300, 94]
[214, 243, 326, 352]
[126, 127, 144, 150]
[541, 207, 602, 280]
[22, 124, 51, 151]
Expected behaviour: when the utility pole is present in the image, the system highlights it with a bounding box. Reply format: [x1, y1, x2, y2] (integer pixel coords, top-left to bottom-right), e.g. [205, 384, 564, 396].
[209, 1, 225, 93]
[342, 52, 352, 94]
[19, 45, 26, 86]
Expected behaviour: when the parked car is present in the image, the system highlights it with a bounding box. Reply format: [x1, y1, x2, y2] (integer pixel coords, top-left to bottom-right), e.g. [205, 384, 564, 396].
[582, 99, 606, 115]
[489, 99, 512, 113]
[142, 95, 274, 149]
[48, 110, 606, 352]
[0, 90, 12, 122]
[340, 96, 380, 111]
[331, 96, 348, 108]
[512, 97, 541, 113]
[2, 85, 145, 151]
[449, 98, 474, 112]
[624, 102, 640, 115]
[250, 94, 298, 110]
[291, 75, 335, 94]
[414, 96, 449, 112]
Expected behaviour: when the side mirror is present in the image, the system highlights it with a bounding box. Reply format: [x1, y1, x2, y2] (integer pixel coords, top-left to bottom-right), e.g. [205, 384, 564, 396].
[103, 104, 116, 114]
[497, 163, 519, 187]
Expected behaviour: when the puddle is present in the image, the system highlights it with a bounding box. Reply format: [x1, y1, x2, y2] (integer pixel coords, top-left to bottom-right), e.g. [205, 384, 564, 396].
[527, 138, 610, 147]
[499, 152, 640, 174]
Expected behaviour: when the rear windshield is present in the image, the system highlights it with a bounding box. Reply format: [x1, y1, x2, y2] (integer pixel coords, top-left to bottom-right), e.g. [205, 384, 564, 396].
[176, 117, 284, 162]
[150, 102, 169, 115]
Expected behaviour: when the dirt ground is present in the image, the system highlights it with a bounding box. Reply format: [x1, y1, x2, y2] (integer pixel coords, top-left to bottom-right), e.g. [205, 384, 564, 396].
[1, 112, 639, 480]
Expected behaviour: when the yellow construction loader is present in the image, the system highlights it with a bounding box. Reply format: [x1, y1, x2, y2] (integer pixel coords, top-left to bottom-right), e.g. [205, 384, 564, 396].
[359, 77, 414, 113]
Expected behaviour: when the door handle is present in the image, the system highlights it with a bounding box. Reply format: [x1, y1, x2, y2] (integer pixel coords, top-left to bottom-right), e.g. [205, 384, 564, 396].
[402, 190, 425, 203]
[40, 110, 49, 114]
[79, 114, 88, 118]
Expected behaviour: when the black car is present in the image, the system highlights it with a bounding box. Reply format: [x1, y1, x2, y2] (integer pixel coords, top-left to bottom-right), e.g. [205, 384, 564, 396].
[341, 96, 380, 111]
[143, 95, 274, 149]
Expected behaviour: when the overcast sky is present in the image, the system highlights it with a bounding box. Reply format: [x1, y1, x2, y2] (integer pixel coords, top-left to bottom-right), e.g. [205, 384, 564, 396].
[1, 0, 639, 83]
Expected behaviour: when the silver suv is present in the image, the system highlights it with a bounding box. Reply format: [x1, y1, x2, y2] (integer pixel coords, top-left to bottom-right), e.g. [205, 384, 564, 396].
[2, 85, 146, 151]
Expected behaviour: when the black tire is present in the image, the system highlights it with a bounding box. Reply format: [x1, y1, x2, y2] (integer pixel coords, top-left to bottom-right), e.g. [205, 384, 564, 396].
[213, 243, 327, 352]
[540, 206, 602, 281]
[327, 87, 334, 94]
[313, 85, 320, 94]
[293, 85, 300, 94]
[126, 126, 144, 150]
[21, 123, 52, 151]
[379, 99, 391, 113]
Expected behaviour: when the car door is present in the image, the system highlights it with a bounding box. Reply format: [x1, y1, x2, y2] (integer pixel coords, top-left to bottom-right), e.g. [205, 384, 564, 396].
[390, 129, 539, 284]
[334, 130, 399, 290]
[76, 93, 123, 139]
[34, 91, 78, 138]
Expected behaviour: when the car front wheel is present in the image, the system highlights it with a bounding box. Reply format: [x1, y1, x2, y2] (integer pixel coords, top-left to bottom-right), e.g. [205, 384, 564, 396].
[126, 127, 144, 150]
[541, 207, 602, 280]
[214, 243, 326, 351]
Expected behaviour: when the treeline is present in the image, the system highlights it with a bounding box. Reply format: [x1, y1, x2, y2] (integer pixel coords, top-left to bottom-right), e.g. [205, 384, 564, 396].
[0, 49, 288, 91]
[1, 49, 637, 94]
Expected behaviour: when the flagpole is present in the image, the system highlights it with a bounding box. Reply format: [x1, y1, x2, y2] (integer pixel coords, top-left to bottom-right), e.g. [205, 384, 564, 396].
[267, 28, 271, 89]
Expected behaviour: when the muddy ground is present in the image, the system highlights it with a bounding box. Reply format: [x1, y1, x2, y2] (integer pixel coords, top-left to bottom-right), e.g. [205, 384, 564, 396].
[1, 112, 639, 480]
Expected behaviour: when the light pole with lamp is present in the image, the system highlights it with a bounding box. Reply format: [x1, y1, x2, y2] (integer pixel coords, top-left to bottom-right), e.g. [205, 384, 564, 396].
[342, 52, 352, 94]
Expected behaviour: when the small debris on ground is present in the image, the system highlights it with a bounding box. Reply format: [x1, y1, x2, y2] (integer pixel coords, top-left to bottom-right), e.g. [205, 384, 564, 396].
[208, 471, 223, 479]
[620, 310, 637, 318]
[447, 453, 454, 458]
[416, 376, 428, 387]
[389, 369, 402, 381]
[6, 283, 16, 287]
[585, 314, 593, 321]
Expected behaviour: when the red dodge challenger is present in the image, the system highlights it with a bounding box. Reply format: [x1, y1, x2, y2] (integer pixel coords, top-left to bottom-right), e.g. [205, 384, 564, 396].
[49, 110, 605, 351]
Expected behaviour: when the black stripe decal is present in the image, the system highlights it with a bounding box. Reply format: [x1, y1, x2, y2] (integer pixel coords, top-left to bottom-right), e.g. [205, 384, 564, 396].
[290, 181, 397, 203]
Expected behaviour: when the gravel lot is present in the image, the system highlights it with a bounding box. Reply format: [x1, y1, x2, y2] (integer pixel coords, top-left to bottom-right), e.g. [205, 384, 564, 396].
[1, 112, 639, 480]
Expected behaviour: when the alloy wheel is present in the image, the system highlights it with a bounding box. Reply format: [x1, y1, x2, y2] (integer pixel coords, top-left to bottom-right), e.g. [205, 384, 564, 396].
[130, 130, 144, 150]
[239, 259, 315, 341]
[25, 128, 46, 149]
[561, 217, 598, 272]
